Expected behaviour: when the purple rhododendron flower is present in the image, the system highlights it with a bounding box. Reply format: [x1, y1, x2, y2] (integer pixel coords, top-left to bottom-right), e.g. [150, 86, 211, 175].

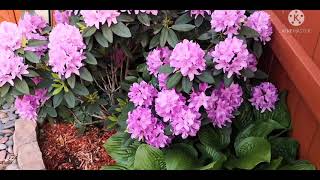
[190, 10, 211, 19]
[246, 53, 258, 72]
[54, 10, 73, 24]
[169, 39, 206, 80]
[128, 81, 158, 107]
[0, 50, 28, 87]
[249, 82, 278, 112]
[188, 83, 210, 111]
[206, 83, 243, 128]
[127, 106, 171, 148]
[80, 10, 120, 29]
[170, 107, 201, 139]
[48, 23, 86, 78]
[146, 47, 172, 76]
[155, 89, 186, 122]
[157, 73, 169, 90]
[210, 37, 249, 78]
[15, 88, 48, 122]
[210, 10, 246, 36]
[18, 12, 48, 58]
[245, 11, 273, 44]
[0, 21, 22, 51]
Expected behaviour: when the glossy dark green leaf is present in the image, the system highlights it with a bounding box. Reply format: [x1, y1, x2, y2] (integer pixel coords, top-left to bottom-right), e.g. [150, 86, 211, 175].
[111, 22, 131, 38]
[171, 24, 196, 32]
[102, 24, 113, 43]
[14, 79, 29, 94]
[79, 67, 93, 82]
[25, 51, 40, 63]
[85, 52, 98, 65]
[166, 72, 182, 89]
[167, 29, 179, 48]
[64, 91, 76, 108]
[82, 26, 97, 37]
[182, 77, 192, 93]
[94, 32, 109, 47]
[160, 28, 168, 47]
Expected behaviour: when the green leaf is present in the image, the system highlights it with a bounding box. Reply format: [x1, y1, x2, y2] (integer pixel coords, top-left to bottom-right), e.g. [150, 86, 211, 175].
[137, 13, 150, 26]
[52, 86, 63, 95]
[235, 119, 284, 148]
[198, 32, 211, 41]
[134, 144, 166, 170]
[82, 26, 97, 37]
[101, 164, 129, 170]
[160, 28, 168, 47]
[111, 22, 131, 38]
[25, 51, 40, 63]
[158, 64, 174, 74]
[241, 69, 255, 78]
[0, 84, 10, 97]
[234, 100, 254, 130]
[166, 72, 182, 89]
[253, 41, 263, 58]
[102, 24, 113, 43]
[67, 75, 76, 89]
[14, 79, 29, 94]
[53, 92, 64, 108]
[196, 71, 215, 84]
[254, 70, 269, 79]
[164, 144, 199, 170]
[116, 14, 135, 22]
[257, 156, 283, 170]
[199, 126, 231, 150]
[27, 39, 48, 47]
[149, 33, 160, 49]
[46, 106, 57, 117]
[231, 137, 271, 170]
[64, 91, 75, 108]
[104, 132, 140, 168]
[79, 67, 93, 82]
[171, 24, 195, 32]
[182, 77, 192, 93]
[175, 13, 192, 25]
[125, 76, 138, 83]
[223, 74, 233, 87]
[198, 151, 227, 170]
[239, 26, 260, 39]
[73, 83, 89, 96]
[270, 137, 299, 162]
[94, 32, 109, 47]
[136, 63, 147, 72]
[117, 102, 134, 130]
[85, 52, 98, 65]
[279, 160, 316, 170]
[194, 16, 204, 27]
[24, 70, 39, 78]
[167, 29, 179, 48]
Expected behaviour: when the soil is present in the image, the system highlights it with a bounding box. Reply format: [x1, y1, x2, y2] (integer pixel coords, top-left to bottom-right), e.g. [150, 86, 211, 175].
[38, 123, 116, 170]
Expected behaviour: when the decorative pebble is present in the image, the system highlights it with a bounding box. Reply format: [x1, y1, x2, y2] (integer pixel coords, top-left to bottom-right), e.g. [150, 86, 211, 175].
[7, 146, 12, 154]
[9, 136, 13, 140]
[8, 113, 17, 120]
[0, 137, 8, 144]
[5, 163, 19, 170]
[2, 104, 10, 110]
[5, 140, 13, 146]
[3, 121, 14, 129]
[1, 118, 10, 124]
[0, 150, 6, 161]
[0, 112, 8, 119]
[1, 129, 13, 134]
[0, 144, 6, 150]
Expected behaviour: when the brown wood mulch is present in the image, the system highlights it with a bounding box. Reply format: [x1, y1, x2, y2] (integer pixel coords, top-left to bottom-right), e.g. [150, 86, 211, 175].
[38, 123, 116, 170]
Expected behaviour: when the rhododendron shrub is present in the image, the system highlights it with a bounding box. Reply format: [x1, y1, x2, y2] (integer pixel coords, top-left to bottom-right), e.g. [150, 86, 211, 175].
[0, 10, 315, 170]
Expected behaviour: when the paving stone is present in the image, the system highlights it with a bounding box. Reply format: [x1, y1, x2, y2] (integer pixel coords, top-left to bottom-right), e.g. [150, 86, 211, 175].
[0, 144, 6, 150]
[0, 137, 8, 144]
[17, 142, 45, 170]
[0, 150, 6, 161]
[3, 121, 15, 129]
[5, 163, 19, 170]
[5, 140, 13, 146]
[13, 119, 37, 155]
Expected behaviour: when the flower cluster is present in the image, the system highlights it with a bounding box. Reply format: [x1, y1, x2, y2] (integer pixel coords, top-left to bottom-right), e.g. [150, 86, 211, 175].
[18, 12, 48, 57]
[120, 10, 158, 15]
[0, 21, 29, 87]
[146, 47, 171, 76]
[245, 11, 273, 44]
[188, 83, 210, 111]
[169, 39, 206, 80]
[80, 10, 120, 29]
[128, 81, 158, 107]
[205, 83, 243, 128]
[54, 10, 73, 24]
[48, 23, 86, 78]
[249, 82, 278, 112]
[210, 10, 246, 36]
[211, 37, 250, 78]
[190, 10, 211, 19]
[15, 88, 48, 122]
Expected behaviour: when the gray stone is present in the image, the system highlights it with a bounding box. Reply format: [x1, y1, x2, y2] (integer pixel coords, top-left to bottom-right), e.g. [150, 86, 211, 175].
[0, 144, 6, 150]
[7, 145, 13, 154]
[8, 113, 17, 120]
[5, 140, 13, 146]
[5, 163, 19, 170]
[2, 104, 10, 110]
[1, 129, 13, 134]
[9, 135, 13, 140]
[3, 121, 15, 129]
[1, 117, 10, 124]
[0, 150, 6, 161]
[17, 142, 45, 170]
[0, 112, 8, 119]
